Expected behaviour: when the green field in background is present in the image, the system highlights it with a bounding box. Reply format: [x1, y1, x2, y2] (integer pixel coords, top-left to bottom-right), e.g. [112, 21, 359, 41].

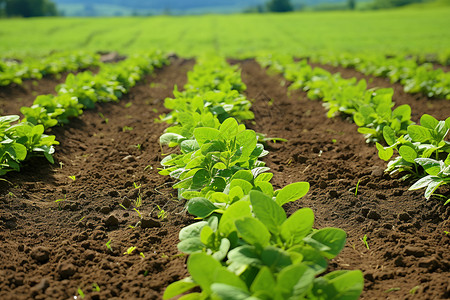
[1, 6, 449, 58]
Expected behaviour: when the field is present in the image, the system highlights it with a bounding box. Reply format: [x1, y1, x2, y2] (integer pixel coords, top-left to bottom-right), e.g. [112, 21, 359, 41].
[1, 5, 450, 300]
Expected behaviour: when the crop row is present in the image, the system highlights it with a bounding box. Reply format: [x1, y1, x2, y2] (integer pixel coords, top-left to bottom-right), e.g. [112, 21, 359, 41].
[309, 53, 450, 99]
[158, 57, 364, 299]
[0, 51, 169, 176]
[0, 51, 101, 87]
[257, 55, 450, 204]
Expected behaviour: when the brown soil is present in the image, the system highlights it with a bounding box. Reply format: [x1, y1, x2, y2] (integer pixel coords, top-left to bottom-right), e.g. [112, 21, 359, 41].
[0, 58, 449, 300]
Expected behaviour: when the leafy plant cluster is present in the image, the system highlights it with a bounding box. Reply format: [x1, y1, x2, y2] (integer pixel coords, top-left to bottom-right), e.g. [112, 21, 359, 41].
[159, 57, 364, 299]
[0, 51, 101, 86]
[258, 54, 413, 144]
[310, 53, 450, 99]
[377, 114, 450, 203]
[0, 51, 168, 176]
[258, 55, 450, 202]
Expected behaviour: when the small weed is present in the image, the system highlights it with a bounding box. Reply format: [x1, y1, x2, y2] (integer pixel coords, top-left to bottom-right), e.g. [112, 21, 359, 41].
[98, 112, 109, 124]
[59, 161, 64, 169]
[444, 231, 449, 235]
[161, 253, 169, 259]
[92, 283, 100, 292]
[385, 287, 400, 293]
[119, 204, 127, 210]
[105, 240, 113, 251]
[156, 205, 167, 220]
[360, 234, 369, 249]
[68, 175, 76, 181]
[125, 102, 132, 108]
[124, 246, 137, 255]
[332, 138, 337, 143]
[55, 194, 67, 210]
[140, 252, 145, 259]
[79, 216, 86, 222]
[152, 108, 158, 113]
[8, 191, 16, 198]
[409, 285, 420, 295]
[77, 288, 85, 299]
[133, 208, 142, 219]
[144, 165, 153, 171]
[122, 126, 133, 132]
[355, 179, 361, 196]
[133, 182, 141, 189]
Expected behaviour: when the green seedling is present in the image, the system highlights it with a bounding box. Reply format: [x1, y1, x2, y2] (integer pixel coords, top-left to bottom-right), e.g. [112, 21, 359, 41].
[92, 283, 100, 292]
[77, 288, 85, 299]
[332, 138, 337, 143]
[124, 246, 137, 255]
[385, 287, 401, 293]
[410, 285, 420, 295]
[133, 208, 142, 219]
[152, 108, 158, 113]
[98, 112, 109, 124]
[134, 193, 142, 208]
[156, 205, 167, 220]
[55, 194, 67, 210]
[79, 216, 86, 222]
[361, 234, 370, 249]
[105, 240, 112, 251]
[8, 191, 16, 198]
[140, 252, 145, 258]
[444, 231, 449, 235]
[125, 102, 132, 108]
[59, 162, 64, 169]
[355, 179, 361, 196]
[132, 144, 142, 151]
[122, 126, 133, 132]
[69, 175, 76, 181]
[119, 204, 127, 210]
[133, 182, 141, 189]
[144, 165, 153, 171]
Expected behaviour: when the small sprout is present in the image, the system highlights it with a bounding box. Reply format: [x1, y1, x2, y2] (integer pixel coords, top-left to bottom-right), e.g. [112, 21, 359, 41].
[132, 144, 142, 151]
[133, 208, 142, 219]
[98, 112, 109, 124]
[143, 270, 149, 276]
[105, 240, 112, 251]
[8, 191, 16, 198]
[77, 288, 85, 299]
[59, 161, 64, 169]
[119, 204, 127, 210]
[268, 99, 274, 106]
[444, 231, 449, 235]
[409, 285, 420, 295]
[152, 108, 158, 113]
[124, 246, 137, 255]
[385, 287, 400, 293]
[133, 182, 141, 189]
[140, 252, 145, 258]
[156, 205, 167, 220]
[355, 179, 361, 196]
[122, 126, 133, 132]
[69, 175, 76, 181]
[144, 165, 153, 171]
[79, 216, 86, 222]
[360, 234, 369, 249]
[332, 139, 337, 143]
[125, 102, 132, 108]
[128, 225, 136, 229]
[92, 283, 100, 292]
[161, 253, 169, 259]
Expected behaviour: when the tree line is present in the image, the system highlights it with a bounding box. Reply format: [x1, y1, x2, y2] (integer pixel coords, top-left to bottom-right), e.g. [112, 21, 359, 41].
[0, 0, 58, 17]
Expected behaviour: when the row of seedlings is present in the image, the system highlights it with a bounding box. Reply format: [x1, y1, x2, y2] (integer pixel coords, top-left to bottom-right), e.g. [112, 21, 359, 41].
[309, 52, 450, 99]
[0, 51, 169, 176]
[158, 56, 364, 299]
[0, 51, 101, 87]
[257, 55, 450, 203]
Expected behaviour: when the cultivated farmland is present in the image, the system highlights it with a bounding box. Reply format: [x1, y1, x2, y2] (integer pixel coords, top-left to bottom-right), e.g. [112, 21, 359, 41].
[0, 5, 449, 300]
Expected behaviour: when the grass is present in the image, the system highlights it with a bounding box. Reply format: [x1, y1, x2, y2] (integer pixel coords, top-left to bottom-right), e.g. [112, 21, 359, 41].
[0, 6, 449, 57]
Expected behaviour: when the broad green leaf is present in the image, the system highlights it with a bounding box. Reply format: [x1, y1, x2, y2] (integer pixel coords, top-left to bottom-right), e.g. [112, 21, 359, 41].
[280, 208, 314, 245]
[409, 175, 436, 191]
[179, 221, 208, 240]
[194, 127, 220, 146]
[0, 115, 20, 123]
[376, 142, 393, 161]
[255, 181, 274, 197]
[392, 104, 411, 122]
[312, 270, 364, 299]
[235, 217, 271, 247]
[275, 182, 309, 206]
[187, 197, 218, 218]
[7, 143, 27, 161]
[277, 263, 315, 298]
[213, 162, 227, 170]
[219, 201, 252, 236]
[160, 133, 185, 146]
[213, 268, 248, 291]
[415, 158, 441, 175]
[408, 125, 432, 143]
[200, 226, 214, 245]
[353, 112, 366, 127]
[303, 228, 346, 259]
[261, 246, 292, 271]
[187, 253, 221, 293]
[424, 178, 444, 200]
[445, 117, 450, 130]
[357, 127, 377, 135]
[230, 179, 253, 194]
[163, 278, 198, 300]
[227, 245, 261, 267]
[382, 126, 396, 146]
[212, 238, 231, 261]
[219, 118, 239, 141]
[231, 170, 254, 182]
[255, 172, 273, 182]
[181, 140, 199, 153]
[192, 169, 210, 189]
[178, 293, 203, 300]
[228, 186, 244, 202]
[398, 145, 417, 163]
[420, 114, 439, 130]
[236, 130, 257, 160]
[288, 245, 328, 274]
[251, 167, 271, 179]
[211, 283, 250, 300]
[177, 238, 204, 253]
[250, 267, 276, 294]
[250, 190, 286, 234]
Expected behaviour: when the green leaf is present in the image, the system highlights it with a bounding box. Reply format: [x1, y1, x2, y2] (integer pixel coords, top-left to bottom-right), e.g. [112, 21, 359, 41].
[280, 208, 314, 245]
[255, 172, 273, 182]
[255, 181, 274, 197]
[376, 142, 393, 161]
[277, 263, 315, 298]
[212, 238, 231, 261]
[230, 179, 253, 194]
[219, 118, 239, 141]
[409, 175, 436, 191]
[192, 169, 210, 189]
[250, 190, 286, 234]
[194, 127, 220, 146]
[392, 104, 411, 122]
[408, 125, 432, 143]
[177, 238, 205, 253]
[445, 117, 450, 130]
[163, 278, 198, 300]
[187, 198, 218, 218]
[415, 158, 441, 176]
[312, 270, 364, 299]
[160, 133, 185, 146]
[250, 267, 276, 294]
[227, 245, 261, 267]
[303, 228, 347, 259]
[231, 170, 254, 182]
[420, 114, 439, 130]
[382, 126, 396, 146]
[275, 182, 309, 206]
[219, 201, 252, 236]
[261, 246, 292, 271]
[179, 221, 208, 240]
[424, 178, 444, 200]
[187, 253, 221, 293]
[398, 145, 417, 163]
[211, 283, 250, 300]
[353, 112, 366, 127]
[7, 143, 27, 161]
[236, 130, 257, 160]
[181, 140, 199, 153]
[235, 217, 271, 247]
